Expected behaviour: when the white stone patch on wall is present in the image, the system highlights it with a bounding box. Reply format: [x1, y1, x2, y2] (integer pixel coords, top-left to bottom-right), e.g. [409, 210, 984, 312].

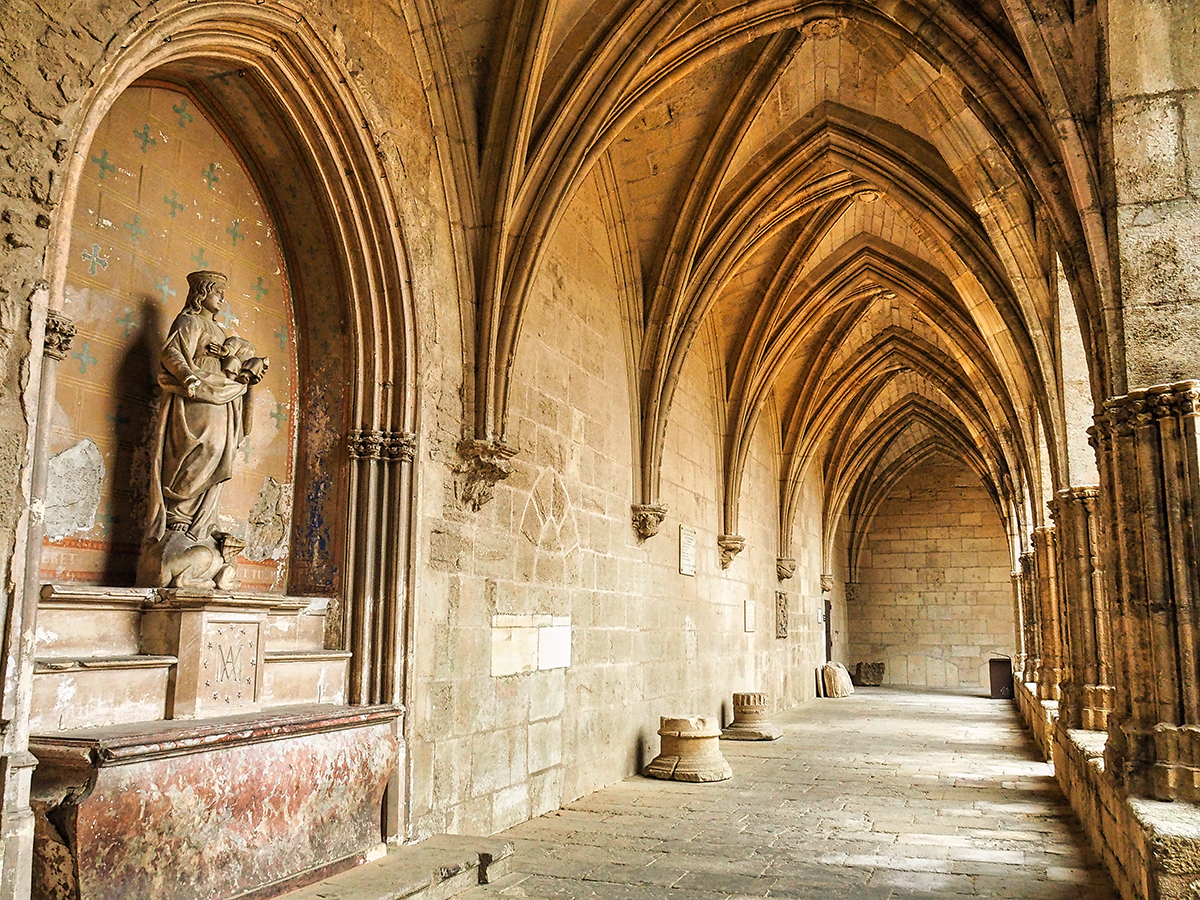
[491, 614, 572, 676]
[45, 439, 104, 539]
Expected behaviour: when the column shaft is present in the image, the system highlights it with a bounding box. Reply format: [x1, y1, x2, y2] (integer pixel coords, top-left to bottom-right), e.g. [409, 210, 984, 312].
[1033, 527, 1064, 701]
[1053, 487, 1115, 731]
[1093, 381, 1200, 800]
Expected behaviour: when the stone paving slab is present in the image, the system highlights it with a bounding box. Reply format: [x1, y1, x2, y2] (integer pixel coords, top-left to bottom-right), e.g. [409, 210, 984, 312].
[462, 687, 1118, 899]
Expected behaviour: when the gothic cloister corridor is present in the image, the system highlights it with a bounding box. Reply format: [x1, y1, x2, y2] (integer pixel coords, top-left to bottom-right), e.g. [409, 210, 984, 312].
[2, 1, 1198, 898]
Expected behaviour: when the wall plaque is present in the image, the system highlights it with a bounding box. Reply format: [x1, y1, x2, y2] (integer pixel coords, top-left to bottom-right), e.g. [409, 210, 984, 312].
[679, 525, 697, 576]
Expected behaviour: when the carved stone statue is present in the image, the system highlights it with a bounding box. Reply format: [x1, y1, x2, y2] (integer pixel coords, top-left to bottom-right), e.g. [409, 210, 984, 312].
[137, 271, 268, 590]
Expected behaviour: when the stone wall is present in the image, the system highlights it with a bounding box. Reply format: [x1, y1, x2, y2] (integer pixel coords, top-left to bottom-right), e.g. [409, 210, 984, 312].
[409, 172, 829, 838]
[848, 455, 1015, 688]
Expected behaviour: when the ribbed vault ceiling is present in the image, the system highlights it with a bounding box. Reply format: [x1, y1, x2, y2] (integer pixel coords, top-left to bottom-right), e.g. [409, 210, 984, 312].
[452, 0, 1099, 562]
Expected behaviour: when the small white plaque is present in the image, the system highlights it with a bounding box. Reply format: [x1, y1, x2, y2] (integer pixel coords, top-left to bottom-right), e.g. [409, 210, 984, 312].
[679, 525, 697, 576]
[744, 600, 756, 633]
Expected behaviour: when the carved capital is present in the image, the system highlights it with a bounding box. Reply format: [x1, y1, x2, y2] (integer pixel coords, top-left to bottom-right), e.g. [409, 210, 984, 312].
[348, 429, 386, 460]
[819, 573, 834, 592]
[845, 583, 859, 603]
[44, 311, 75, 360]
[1096, 381, 1200, 440]
[718, 534, 745, 569]
[385, 431, 417, 462]
[456, 439, 517, 511]
[1019, 550, 1035, 577]
[776, 557, 796, 580]
[1058, 485, 1100, 503]
[631, 503, 668, 540]
[350, 429, 417, 462]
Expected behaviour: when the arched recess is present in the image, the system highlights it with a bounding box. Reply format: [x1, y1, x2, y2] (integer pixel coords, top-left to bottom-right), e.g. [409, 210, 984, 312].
[32, 3, 419, 710]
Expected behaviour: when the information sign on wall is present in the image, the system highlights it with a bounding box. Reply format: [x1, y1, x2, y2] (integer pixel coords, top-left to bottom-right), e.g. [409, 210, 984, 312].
[679, 525, 697, 576]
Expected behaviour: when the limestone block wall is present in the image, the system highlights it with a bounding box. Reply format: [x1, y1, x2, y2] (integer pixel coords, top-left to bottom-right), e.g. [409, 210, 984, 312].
[409, 170, 829, 839]
[847, 456, 1015, 687]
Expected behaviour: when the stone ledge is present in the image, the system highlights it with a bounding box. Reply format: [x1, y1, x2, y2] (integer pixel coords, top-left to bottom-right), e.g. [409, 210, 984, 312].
[1051, 716, 1200, 900]
[31, 702, 401, 768]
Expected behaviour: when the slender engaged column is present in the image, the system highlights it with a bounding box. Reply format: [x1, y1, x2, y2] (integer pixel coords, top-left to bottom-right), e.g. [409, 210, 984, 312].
[1011, 570, 1027, 680]
[1052, 487, 1114, 731]
[1092, 381, 1200, 800]
[1019, 551, 1040, 685]
[1032, 527, 1064, 701]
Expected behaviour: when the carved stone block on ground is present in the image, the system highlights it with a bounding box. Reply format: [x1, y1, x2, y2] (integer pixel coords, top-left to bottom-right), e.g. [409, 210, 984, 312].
[643, 716, 731, 782]
[853, 662, 885, 686]
[822, 662, 855, 698]
[721, 692, 782, 741]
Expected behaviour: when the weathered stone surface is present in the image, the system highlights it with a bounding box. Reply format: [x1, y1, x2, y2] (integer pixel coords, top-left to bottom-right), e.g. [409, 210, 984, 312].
[721, 692, 782, 741]
[30, 706, 399, 900]
[852, 662, 885, 686]
[644, 717, 731, 782]
[44, 439, 104, 539]
[821, 663, 854, 699]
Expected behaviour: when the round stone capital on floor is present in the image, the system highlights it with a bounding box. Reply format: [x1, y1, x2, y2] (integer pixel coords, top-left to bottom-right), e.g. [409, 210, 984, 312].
[722, 692, 782, 741]
[644, 716, 732, 782]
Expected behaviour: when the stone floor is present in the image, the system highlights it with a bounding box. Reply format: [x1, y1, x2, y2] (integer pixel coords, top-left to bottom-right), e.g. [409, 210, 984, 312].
[461, 686, 1118, 900]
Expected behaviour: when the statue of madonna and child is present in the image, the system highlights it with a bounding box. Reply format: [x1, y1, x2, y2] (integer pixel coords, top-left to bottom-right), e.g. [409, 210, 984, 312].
[137, 270, 269, 591]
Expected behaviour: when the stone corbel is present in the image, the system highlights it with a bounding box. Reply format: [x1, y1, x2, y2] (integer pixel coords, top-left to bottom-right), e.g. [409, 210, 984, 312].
[631, 503, 668, 540]
[718, 534, 745, 569]
[845, 583, 859, 603]
[775, 557, 796, 580]
[456, 439, 517, 511]
[820, 573, 834, 592]
[44, 310, 76, 360]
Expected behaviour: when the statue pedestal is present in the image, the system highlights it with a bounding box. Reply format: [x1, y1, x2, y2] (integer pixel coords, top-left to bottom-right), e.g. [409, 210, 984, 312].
[142, 590, 279, 718]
